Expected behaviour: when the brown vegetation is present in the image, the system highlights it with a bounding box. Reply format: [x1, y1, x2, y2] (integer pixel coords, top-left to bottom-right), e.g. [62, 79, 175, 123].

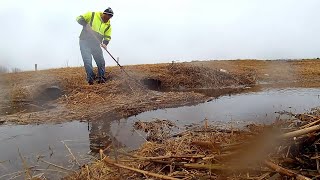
[0, 59, 320, 124]
[0, 61, 255, 124]
[1, 59, 320, 179]
[66, 108, 320, 179]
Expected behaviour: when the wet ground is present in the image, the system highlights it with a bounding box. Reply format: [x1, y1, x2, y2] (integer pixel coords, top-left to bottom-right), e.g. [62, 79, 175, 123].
[0, 86, 62, 116]
[0, 86, 320, 179]
[0, 102, 55, 116]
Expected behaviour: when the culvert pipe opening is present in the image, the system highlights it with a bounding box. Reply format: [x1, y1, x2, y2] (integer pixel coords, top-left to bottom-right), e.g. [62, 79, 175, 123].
[141, 78, 162, 91]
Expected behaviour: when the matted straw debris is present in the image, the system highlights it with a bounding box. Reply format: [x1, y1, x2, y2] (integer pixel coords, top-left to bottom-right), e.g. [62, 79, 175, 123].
[0, 63, 256, 124]
[65, 107, 320, 179]
[157, 63, 255, 89]
[134, 119, 176, 142]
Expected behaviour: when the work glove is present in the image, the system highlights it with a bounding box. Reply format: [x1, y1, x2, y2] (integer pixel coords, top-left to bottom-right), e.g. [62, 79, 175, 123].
[101, 40, 109, 49]
[78, 18, 87, 26]
[103, 40, 109, 46]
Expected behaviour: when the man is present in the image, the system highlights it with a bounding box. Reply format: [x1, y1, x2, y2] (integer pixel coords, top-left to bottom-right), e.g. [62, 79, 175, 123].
[76, 8, 113, 85]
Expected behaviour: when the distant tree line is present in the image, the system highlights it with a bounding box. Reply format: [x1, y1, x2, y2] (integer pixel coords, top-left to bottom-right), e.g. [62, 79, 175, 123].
[0, 65, 22, 74]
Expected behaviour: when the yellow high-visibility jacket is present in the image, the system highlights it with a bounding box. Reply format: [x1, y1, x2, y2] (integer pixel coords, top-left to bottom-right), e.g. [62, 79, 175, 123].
[76, 12, 112, 43]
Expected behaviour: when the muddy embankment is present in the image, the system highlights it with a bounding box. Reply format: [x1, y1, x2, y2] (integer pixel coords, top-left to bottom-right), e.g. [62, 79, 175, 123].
[0, 61, 255, 124]
[0, 59, 320, 125]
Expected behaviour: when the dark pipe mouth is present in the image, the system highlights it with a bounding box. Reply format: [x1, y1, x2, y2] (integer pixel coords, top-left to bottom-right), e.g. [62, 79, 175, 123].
[36, 86, 63, 102]
[0, 86, 62, 116]
[141, 78, 162, 91]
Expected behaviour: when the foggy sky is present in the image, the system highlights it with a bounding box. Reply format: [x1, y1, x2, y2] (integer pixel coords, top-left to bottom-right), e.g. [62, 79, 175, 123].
[1, 0, 320, 70]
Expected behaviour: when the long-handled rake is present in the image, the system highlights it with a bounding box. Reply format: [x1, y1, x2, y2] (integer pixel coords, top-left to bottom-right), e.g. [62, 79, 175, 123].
[85, 24, 146, 89]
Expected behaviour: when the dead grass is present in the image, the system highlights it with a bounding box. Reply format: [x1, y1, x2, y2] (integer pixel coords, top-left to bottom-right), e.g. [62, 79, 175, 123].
[1, 59, 320, 124]
[65, 108, 320, 179]
[0, 62, 255, 124]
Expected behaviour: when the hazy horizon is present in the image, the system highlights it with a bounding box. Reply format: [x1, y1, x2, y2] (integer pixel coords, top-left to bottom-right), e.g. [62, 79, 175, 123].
[1, 0, 320, 70]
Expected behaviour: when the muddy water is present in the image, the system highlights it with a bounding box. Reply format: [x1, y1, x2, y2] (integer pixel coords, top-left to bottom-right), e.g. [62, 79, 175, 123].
[111, 87, 320, 149]
[0, 87, 320, 179]
[0, 122, 91, 179]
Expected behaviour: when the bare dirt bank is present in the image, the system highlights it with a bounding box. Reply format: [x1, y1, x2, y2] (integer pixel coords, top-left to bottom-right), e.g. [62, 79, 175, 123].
[0, 59, 319, 124]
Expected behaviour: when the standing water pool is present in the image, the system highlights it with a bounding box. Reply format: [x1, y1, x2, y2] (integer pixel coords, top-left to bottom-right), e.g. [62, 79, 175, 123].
[110, 87, 320, 149]
[0, 87, 319, 179]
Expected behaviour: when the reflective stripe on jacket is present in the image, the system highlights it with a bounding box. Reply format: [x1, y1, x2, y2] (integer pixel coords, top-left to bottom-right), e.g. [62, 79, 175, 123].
[76, 12, 112, 42]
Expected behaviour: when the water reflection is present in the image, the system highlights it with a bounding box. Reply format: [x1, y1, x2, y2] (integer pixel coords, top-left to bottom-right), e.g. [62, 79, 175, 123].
[110, 87, 320, 149]
[89, 119, 122, 153]
[0, 120, 124, 179]
[0, 122, 90, 179]
[0, 87, 320, 179]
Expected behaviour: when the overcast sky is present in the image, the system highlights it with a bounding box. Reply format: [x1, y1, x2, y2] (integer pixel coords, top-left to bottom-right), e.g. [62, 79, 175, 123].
[1, 0, 320, 70]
